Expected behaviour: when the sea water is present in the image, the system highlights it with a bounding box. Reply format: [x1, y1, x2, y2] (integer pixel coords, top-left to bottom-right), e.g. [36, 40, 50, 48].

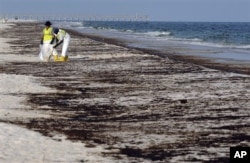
[55, 21, 250, 63]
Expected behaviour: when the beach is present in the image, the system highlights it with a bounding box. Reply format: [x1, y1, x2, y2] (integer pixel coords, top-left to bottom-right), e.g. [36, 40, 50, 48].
[0, 21, 250, 162]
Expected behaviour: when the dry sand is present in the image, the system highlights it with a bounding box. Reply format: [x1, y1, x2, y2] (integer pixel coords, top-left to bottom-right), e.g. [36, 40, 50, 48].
[0, 22, 250, 162]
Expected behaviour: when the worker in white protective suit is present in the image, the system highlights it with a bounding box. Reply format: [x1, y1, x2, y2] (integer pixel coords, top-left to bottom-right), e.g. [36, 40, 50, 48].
[39, 21, 57, 61]
[52, 27, 71, 62]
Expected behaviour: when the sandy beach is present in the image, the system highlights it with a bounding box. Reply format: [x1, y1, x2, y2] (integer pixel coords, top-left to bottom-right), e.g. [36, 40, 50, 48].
[1, 21, 250, 162]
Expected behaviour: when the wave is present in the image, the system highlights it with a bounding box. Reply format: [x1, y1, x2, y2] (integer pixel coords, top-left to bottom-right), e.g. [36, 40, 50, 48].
[70, 22, 83, 28]
[173, 39, 250, 50]
[144, 31, 172, 37]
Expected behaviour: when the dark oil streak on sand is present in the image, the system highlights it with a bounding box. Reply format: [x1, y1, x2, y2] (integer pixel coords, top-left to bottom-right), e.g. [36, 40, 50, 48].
[1, 22, 250, 162]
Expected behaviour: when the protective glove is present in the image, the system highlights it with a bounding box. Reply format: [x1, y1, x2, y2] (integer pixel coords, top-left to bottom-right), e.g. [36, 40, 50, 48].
[53, 44, 59, 49]
[53, 40, 63, 48]
[50, 38, 55, 44]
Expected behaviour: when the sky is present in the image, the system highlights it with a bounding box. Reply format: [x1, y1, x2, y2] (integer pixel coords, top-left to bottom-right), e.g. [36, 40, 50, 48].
[0, 0, 250, 22]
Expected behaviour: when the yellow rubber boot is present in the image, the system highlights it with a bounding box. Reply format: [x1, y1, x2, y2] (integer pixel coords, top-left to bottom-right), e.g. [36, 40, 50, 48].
[56, 56, 68, 62]
[53, 55, 59, 62]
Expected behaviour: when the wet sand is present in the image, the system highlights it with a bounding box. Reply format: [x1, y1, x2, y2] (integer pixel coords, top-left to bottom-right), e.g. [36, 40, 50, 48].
[1, 22, 250, 162]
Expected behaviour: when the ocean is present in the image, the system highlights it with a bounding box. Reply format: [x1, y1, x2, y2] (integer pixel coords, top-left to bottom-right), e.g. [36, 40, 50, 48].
[55, 21, 250, 63]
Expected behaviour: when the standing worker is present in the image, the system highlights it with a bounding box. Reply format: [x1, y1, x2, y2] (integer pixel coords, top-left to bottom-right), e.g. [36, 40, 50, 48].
[39, 21, 57, 61]
[52, 28, 71, 62]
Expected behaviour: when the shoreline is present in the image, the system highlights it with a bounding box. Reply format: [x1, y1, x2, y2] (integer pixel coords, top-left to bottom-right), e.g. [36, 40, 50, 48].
[1, 22, 250, 162]
[66, 28, 250, 75]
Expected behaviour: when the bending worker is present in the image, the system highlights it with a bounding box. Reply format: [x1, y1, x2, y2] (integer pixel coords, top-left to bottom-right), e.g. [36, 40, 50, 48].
[53, 28, 71, 62]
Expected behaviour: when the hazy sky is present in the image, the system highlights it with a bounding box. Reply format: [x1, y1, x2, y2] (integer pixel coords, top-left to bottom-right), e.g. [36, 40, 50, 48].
[0, 0, 249, 22]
